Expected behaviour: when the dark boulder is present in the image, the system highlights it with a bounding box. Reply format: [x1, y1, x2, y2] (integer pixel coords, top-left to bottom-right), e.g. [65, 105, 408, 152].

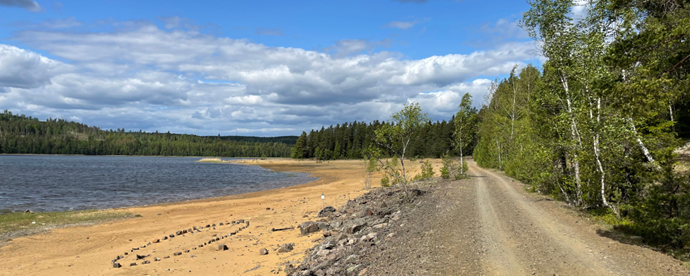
[318, 206, 337, 217]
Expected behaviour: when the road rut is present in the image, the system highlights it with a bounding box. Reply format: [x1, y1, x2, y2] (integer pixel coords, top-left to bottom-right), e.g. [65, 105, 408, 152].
[368, 161, 690, 275]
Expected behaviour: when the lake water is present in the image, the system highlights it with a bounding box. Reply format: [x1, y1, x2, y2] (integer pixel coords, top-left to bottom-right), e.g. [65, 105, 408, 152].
[0, 155, 317, 212]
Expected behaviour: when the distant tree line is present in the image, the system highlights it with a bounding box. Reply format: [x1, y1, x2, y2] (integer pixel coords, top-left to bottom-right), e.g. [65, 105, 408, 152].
[0, 111, 295, 157]
[291, 113, 478, 160]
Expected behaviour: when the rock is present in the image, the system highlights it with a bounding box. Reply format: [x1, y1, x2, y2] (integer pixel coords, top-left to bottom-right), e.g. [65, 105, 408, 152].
[347, 265, 361, 273]
[220, 222, 224, 226]
[373, 223, 387, 229]
[155, 257, 161, 262]
[260, 248, 269, 255]
[113, 262, 121, 268]
[218, 244, 228, 251]
[318, 206, 337, 217]
[24, 210, 34, 214]
[163, 236, 168, 240]
[174, 252, 182, 256]
[184, 250, 190, 253]
[164, 256, 170, 259]
[176, 230, 183, 235]
[129, 263, 136, 267]
[299, 221, 320, 236]
[317, 222, 330, 231]
[142, 260, 150, 264]
[359, 208, 373, 217]
[206, 224, 211, 228]
[278, 243, 295, 253]
[152, 239, 160, 243]
[136, 254, 149, 260]
[359, 268, 368, 275]
[169, 234, 175, 238]
[346, 218, 368, 234]
[238, 219, 245, 223]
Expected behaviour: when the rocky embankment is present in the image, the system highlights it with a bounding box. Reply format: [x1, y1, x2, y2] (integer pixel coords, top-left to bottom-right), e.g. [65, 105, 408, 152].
[286, 186, 427, 276]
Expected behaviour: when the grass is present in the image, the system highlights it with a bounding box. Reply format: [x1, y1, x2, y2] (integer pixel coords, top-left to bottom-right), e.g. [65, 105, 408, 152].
[0, 210, 135, 240]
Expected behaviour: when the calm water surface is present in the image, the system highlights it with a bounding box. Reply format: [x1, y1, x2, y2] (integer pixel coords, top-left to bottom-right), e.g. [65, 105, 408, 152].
[0, 155, 316, 212]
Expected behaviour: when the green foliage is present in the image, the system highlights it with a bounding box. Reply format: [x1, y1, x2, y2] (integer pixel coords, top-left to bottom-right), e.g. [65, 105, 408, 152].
[473, 0, 690, 252]
[380, 173, 391, 187]
[0, 210, 134, 236]
[0, 111, 293, 157]
[440, 152, 455, 180]
[455, 161, 469, 180]
[413, 160, 435, 181]
[290, 108, 479, 160]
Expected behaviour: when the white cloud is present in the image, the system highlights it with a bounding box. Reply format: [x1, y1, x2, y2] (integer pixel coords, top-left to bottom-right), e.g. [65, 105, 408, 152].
[0, 0, 41, 12]
[383, 20, 418, 30]
[0, 45, 67, 89]
[2, 18, 538, 135]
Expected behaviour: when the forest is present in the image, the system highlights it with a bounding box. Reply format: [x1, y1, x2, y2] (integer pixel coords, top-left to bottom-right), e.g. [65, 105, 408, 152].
[0, 111, 295, 157]
[292, 0, 690, 253]
[290, 116, 477, 160]
[475, 0, 690, 251]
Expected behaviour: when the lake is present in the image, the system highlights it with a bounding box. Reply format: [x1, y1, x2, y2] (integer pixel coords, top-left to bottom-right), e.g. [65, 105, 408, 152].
[0, 155, 317, 212]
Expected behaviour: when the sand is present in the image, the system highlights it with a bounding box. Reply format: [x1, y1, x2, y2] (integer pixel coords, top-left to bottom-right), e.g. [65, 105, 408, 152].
[0, 158, 439, 275]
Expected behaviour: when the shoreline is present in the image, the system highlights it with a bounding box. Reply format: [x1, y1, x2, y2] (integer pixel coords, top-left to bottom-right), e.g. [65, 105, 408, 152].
[0, 158, 441, 275]
[0, 156, 316, 214]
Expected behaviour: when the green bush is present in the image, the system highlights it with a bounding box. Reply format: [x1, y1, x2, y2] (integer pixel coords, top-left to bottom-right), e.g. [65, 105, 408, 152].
[381, 174, 391, 187]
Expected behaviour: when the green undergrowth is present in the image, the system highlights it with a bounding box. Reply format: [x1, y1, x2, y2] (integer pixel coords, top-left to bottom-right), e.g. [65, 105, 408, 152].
[587, 207, 690, 261]
[0, 210, 135, 237]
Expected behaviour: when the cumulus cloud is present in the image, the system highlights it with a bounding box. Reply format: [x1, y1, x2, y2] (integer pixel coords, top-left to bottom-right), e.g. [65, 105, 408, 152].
[3, 18, 537, 135]
[322, 38, 393, 57]
[0, 0, 41, 12]
[0, 45, 66, 89]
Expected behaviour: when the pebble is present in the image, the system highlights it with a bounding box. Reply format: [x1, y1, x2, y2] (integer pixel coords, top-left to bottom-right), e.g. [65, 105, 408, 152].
[260, 248, 269, 255]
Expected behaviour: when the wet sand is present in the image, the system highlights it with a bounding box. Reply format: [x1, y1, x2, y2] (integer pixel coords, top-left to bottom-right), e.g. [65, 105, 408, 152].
[0, 158, 438, 275]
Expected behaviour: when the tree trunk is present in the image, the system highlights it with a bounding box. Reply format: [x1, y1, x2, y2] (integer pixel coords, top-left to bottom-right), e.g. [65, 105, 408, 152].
[628, 117, 661, 171]
[562, 74, 583, 206]
[460, 147, 464, 175]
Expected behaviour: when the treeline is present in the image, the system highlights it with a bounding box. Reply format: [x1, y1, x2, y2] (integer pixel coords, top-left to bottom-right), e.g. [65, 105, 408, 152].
[476, 0, 690, 250]
[291, 116, 477, 160]
[0, 111, 294, 157]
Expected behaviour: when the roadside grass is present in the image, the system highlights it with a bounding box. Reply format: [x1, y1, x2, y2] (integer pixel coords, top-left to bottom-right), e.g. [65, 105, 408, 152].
[0, 210, 135, 241]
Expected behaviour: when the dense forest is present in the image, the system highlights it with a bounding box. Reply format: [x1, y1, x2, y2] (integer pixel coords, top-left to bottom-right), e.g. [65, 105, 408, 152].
[290, 115, 477, 160]
[0, 111, 295, 157]
[475, 0, 690, 250]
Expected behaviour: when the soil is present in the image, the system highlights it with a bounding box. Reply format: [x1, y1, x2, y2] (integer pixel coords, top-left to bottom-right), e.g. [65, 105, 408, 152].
[292, 161, 690, 276]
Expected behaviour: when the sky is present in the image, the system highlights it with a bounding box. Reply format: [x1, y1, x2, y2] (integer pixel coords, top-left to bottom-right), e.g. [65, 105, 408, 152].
[0, 0, 542, 136]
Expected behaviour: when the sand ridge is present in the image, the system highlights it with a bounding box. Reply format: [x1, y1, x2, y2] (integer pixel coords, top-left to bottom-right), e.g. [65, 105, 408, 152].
[0, 158, 437, 275]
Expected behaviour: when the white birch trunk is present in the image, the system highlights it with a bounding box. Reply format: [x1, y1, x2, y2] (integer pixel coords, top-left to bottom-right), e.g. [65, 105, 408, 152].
[628, 117, 661, 171]
[561, 74, 583, 205]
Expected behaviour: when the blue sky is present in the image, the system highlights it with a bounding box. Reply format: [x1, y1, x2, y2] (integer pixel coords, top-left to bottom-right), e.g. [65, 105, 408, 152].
[0, 0, 541, 136]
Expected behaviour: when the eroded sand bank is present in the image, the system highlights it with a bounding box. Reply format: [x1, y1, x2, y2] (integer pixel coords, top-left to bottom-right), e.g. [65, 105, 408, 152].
[0, 158, 438, 275]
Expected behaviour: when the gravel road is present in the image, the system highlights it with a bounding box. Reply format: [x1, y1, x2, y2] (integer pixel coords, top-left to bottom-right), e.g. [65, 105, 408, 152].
[366, 161, 690, 275]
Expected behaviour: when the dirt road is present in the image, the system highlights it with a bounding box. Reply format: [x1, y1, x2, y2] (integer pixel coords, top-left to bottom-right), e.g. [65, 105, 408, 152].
[368, 161, 690, 275]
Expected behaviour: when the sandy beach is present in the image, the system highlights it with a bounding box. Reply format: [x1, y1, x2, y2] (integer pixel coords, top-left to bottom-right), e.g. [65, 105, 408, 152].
[0, 158, 438, 275]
